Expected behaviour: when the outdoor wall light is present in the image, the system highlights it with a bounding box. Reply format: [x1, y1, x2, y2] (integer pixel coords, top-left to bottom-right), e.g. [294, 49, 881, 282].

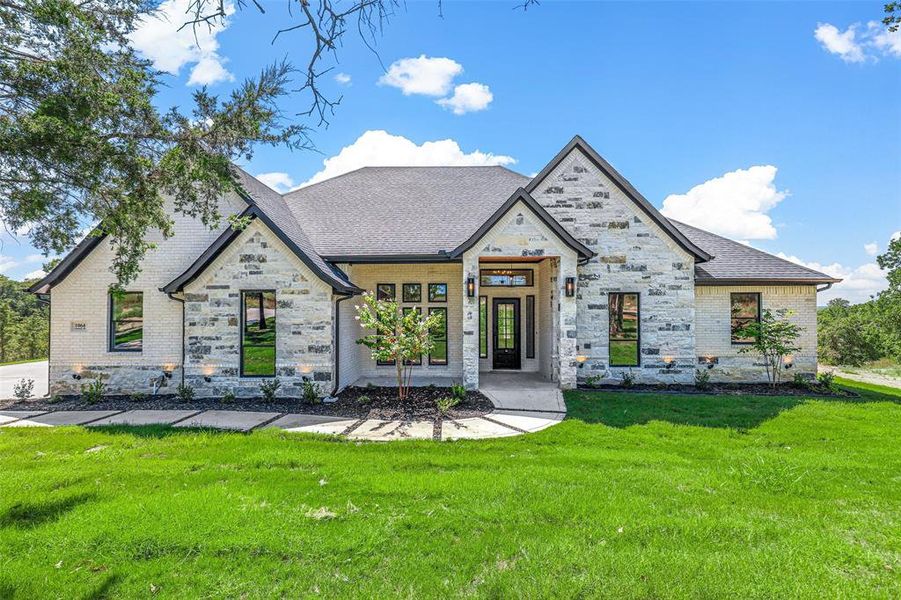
[72, 373, 82, 380]
[163, 370, 172, 379]
[565, 277, 576, 297]
[784, 355, 794, 369]
[663, 356, 675, 369]
[576, 355, 588, 368]
[466, 277, 476, 297]
[701, 355, 718, 369]
[203, 376, 212, 383]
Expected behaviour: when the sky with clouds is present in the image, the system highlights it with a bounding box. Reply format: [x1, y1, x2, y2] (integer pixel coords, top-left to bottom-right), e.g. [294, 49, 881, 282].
[2, 1, 899, 304]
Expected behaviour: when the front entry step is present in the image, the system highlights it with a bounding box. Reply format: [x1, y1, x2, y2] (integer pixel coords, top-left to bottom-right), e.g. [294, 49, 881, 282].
[478, 372, 566, 413]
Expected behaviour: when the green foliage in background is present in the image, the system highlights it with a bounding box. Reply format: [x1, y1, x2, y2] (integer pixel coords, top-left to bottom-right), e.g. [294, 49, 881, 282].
[0, 275, 48, 364]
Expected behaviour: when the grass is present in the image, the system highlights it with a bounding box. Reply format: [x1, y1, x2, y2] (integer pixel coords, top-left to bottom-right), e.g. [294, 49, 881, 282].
[0, 357, 46, 367]
[0, 379, 899, 598]
[835, 358, 901, 380]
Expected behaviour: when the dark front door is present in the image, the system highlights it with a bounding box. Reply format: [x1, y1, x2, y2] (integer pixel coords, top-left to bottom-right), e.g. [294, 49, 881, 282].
[492, 298, 521, 370]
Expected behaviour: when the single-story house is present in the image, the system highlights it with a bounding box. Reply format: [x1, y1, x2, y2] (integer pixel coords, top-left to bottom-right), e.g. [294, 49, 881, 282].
[31, 136, 840, 397]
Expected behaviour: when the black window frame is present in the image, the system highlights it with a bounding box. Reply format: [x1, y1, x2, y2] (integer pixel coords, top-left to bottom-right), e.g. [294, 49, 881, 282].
[525, 294, 535, 359]
[428, 283, 448, 303]
[479, 268, 535, 287]
[479, 295, 488, 359]
[428, 307, 448, 366]
[608, 292, 640, 368]
[240, 289, 277, 378]
[376, 283, 396, 301]
[402, 283, 421, 303]
[730, 292, 762, 345]
[108, 290, 144, 353]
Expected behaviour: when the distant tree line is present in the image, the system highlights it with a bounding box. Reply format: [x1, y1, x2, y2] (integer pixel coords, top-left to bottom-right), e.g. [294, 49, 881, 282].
[818, 236, 901, 366]
[0, 275, 48, 364]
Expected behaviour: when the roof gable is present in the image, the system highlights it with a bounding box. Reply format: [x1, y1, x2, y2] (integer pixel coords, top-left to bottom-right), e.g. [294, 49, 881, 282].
[525, 135, 713, 263]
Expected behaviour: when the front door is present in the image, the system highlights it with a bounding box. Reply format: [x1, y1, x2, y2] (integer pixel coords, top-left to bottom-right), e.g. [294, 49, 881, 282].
[492, 298, 521, 370]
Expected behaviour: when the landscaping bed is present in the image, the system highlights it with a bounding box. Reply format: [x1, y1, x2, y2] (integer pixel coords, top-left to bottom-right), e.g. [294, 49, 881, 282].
[0, 386, 495, 422]
[577, 381, 857, 397]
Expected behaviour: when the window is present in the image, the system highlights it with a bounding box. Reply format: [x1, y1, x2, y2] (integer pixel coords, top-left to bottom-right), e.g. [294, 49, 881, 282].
[241, 290, 276, 376]
[525, 295, 535, 359]
[428, 283, 447, 303]
[479, 296, 488, 358]
[109, 291, 143, 352]
[731, 292, 761, 344]
[609, 293, 639, 367]
[402, 283, 421, 303]
[402, 307, 422, 365]
[429, 307, 448, 365]
[479, 268, 534, 287]
[377, 283, 396, 301]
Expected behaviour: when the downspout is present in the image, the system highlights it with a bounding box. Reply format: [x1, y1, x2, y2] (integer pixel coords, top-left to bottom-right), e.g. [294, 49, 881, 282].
[332, 293, 355, 396]
[167, 292, 186, 388]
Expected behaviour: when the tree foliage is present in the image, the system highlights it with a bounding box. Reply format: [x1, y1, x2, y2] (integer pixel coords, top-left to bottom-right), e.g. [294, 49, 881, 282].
[0, 275, 49, 363]
[354, 292, 443, 402]
[734, 309, 803, 388]
[1, 0, 307, 285]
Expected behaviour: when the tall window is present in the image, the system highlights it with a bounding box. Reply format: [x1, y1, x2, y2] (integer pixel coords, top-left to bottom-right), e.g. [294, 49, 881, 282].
[525, 295, 535, 359]
[429, 307, 448, 365]
[609, 293, 639, 367]
[109, 291, 143, 352]
[731, 292, 761, 344]
[479, 296, 488, 358]
[402, 307, 422, 366]
[241, 291, 276, 376]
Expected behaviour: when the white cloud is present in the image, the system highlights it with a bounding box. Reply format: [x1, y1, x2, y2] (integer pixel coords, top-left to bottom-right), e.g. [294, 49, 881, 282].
[0, 256, 18, 274]
[864, 241, 878, 256]
[255, 172, 295, 193]
[23, 269, 46, 280]
[814, 21, 901, 63]
[776, 252, 888, 304]
[334, 72, 352, 85]
[378, 55, 463, 96]
[893, 231, 901, 241]
[298, 130, 516, 187]
[660, 165, 787, 240]
[436, 83, 493, 115]
[129, 0, 235, 86]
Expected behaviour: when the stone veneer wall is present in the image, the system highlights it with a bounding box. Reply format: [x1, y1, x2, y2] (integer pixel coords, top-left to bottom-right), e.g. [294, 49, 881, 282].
[182, 220, 335, 398]
[695, 284, 818, 382]
[48, 193, 246, 395]
[529, 148, 698, 384]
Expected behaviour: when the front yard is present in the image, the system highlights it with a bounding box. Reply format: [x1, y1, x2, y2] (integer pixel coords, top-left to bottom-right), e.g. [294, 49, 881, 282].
[1, 379, 899, 598]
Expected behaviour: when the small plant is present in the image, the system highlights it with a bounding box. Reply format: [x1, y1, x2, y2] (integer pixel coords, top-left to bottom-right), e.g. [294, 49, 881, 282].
[791, 373, 809, 389]
[301, 379, 320, 404]
[222, 389, 236, 403]
[365, 382, 377, 390]
[48, 394, 62, 404]
[585, 374, 603, 388]
[81, 379, 106, 404]
[12, 378, 34, 400]
[450, 383, 466, 401]
[694, 369, 711, 391]
[435, 396, 460, 416]
[176, 382, 195, 402]
[356, 394, 371, 406]
[816, 371, 835, 390]
[129, 391, 147, 402]
[621, 371, 635, 387]
[260, 378, 281, 402]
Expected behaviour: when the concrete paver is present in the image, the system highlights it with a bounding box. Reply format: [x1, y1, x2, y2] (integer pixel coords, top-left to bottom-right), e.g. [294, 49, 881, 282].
[479, 372, 566, 412]
[441, 416, 521, 441]
[3, 410, 121, 427]
[0, 410, 48, 425]
[267, 414, 357, 435]
[173, 410, 281, 432]
[486, 410, 563, 433]
[89, 410, 200, 426]
[347, 419, 434, 441]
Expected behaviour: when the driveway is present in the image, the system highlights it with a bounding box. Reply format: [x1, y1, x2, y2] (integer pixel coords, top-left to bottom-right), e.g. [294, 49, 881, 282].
[0, 361, 49, 400]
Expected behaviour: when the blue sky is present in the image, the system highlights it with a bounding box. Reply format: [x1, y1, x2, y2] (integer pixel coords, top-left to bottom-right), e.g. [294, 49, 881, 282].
[5, 1, 899, 303]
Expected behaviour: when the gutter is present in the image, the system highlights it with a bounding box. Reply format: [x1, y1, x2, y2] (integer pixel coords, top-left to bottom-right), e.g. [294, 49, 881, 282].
[332, 293, 356, 396]
[816, 282, 834, 293]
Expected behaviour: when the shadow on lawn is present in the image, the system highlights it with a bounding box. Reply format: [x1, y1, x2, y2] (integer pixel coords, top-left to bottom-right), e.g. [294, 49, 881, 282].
[565, 381, 900, 430]
[90, 424, 232, 439]
[0, 493, 95, 529]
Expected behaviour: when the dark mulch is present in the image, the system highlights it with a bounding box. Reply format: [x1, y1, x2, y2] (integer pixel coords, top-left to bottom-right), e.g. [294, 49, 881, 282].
[576, 382, 857, 398]
[0, 386, 495, 422]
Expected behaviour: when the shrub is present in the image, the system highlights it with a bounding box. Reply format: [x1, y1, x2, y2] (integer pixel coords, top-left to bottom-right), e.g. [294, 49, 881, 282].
[734, 309, 803, 388]
[222, 390, 236, 403]
[81, 379, 105, 404]
[435, 396, 460, 416]
[301, 380, 320, 404]
[176, 382, 195, 402]
[791, 373, 809, 389]
[260, 378, 281, 402]
[450, 383, 466, 401]
[817, 371, 835, 390]
[694, 369, 711, 390]
[129, 392, 146, 402]
[621, 371, 635, 387]
[357, 394, 371, 406]
[48, 394, 62, 404]
[12, 378, 34, 400]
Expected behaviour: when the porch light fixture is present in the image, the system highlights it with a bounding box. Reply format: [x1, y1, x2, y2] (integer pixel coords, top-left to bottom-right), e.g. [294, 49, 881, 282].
[576, 355, 588, 368]
[565, 277, 576, 297]
[663, 356, 675, 369]
[466, 277, 476, 298]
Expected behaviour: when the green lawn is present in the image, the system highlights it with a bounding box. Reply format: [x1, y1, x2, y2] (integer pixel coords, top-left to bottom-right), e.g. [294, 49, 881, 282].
[0, 357, 46, 367]
[1, 379, 899, 598]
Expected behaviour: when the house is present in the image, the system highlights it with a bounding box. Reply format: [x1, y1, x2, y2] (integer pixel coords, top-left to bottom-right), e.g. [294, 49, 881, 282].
[30, 136, 840, 397]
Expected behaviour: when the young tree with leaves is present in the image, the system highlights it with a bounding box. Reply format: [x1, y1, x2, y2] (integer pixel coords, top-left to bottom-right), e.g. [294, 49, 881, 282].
[735, 309, 803, 388]
[354, 292, 444, 402]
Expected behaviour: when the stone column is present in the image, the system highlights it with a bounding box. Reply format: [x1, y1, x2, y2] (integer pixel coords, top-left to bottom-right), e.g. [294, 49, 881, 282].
[461, 251, 480, 390]
[558, 254, 578, 389]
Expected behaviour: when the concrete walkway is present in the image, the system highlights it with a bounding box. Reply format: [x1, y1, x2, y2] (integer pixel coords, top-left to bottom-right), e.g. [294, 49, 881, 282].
[478, 371, 566, 413]
[0, 406, 563, 439]
[0, 360, 48, 400]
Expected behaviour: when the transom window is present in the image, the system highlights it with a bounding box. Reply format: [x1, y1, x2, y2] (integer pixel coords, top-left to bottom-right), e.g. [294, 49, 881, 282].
[109, 291, 143, 352]
[479, 268, 534, 287]
[241, 290, 276, 377]
[609, 293, 639, 367]
[731, 292, 761, 344]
